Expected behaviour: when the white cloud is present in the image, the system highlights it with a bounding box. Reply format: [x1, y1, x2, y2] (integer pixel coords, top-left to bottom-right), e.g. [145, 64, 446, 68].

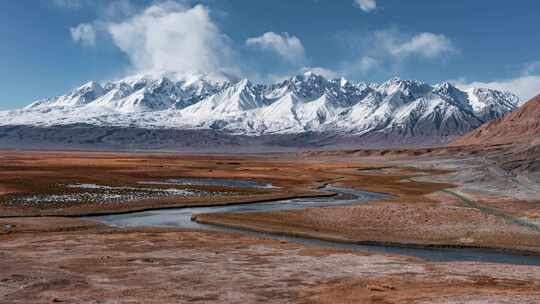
[343, 56, 380, 75]
[377, 31, 456, 60]
[336, 30, 455, 79]
[453, 75, 540, 102]
[246, 32, 306, 64]
[107, 2, 237, 75]
[353, 0, 377, 12]
[70, 23, 96, 47]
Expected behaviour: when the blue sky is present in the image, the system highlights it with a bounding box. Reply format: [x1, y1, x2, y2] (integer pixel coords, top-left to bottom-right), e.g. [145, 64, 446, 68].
[1, 0, 539, 109]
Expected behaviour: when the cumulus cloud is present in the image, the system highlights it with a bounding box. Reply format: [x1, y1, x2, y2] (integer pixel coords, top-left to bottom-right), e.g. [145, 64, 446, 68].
[70, 23, 96, 47]
[453, 75, 540, 102]
[107, 2, 237, 75]
[246, 32, 306, 64]
[377, 31, 456, 60]
[353, 0, 377, 12]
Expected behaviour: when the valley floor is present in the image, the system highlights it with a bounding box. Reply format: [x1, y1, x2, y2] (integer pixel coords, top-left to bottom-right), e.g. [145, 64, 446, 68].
[0, 148, 539, 303]
[2, 222, 540, 304]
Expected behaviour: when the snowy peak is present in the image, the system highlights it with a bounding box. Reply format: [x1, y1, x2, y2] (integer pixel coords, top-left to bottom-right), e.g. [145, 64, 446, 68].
[463, 87, 520, 120]
[26, 81, 105, 109]
[183, 78, 266, 115]
[433, 82, 460, 95]
[379, 78, 432, 100]
[1, 72, 522, 143]
[271, 72, 330, 100]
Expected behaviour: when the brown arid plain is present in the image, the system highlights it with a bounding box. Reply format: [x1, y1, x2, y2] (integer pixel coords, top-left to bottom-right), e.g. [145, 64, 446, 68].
[1, 148, 540, 303]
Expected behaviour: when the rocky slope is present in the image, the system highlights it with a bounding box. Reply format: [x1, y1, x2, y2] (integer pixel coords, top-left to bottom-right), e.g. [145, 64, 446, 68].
[452, 93, 540, 188]
[454, 94, 540, 146]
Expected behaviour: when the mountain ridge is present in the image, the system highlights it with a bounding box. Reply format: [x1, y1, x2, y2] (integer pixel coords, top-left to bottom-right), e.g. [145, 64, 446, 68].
[0, 71, 523, 147]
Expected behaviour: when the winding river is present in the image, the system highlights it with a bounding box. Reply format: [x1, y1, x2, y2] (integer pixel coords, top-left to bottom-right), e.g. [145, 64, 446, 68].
[87, 180, 540, 266]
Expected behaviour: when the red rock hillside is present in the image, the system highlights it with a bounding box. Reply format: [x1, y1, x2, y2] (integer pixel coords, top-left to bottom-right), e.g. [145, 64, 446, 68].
[453, 94, 540, 146]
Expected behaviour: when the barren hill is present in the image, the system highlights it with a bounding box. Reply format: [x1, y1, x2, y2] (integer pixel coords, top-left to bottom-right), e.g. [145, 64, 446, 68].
[454, 94, 540, 146]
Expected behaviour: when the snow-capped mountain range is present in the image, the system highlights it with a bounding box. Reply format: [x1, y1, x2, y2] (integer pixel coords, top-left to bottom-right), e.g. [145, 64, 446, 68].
[0, 71, 522, 141]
